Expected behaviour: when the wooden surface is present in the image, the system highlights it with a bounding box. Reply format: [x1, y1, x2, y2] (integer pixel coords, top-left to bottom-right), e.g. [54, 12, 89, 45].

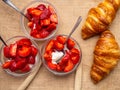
[0, 0, 120, 90]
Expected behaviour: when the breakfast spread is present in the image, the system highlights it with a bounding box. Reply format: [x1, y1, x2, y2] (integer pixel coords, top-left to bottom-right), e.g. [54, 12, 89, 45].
[2, 38, 38, 73]
[90, 30, 120, 84]
[81, 0, 120, 39]
[43, 35, 81, 72]
[1, 0, 120, 89]
[26, 4, 58, 39]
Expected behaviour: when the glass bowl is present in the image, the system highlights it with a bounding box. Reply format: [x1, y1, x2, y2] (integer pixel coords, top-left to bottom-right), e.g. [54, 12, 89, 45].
[20, 0, 59, 41]
[40, 34, 82, 76]
[0, 36, 40, 77]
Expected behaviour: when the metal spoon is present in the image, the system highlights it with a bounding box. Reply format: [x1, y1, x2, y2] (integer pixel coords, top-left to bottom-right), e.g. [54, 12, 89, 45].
[56, 16, 82, 63]
[0, 36, 7, 46]
[2, 0, 27, 19]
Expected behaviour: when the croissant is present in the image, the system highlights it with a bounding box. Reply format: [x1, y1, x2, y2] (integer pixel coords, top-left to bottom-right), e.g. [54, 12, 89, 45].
[90, 30, 120, 84]
[81, 0, 120, 39]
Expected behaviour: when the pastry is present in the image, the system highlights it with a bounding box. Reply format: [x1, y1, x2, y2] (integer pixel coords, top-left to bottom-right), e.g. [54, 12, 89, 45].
[81, 0, 120, 39]
[90, 30, 120, 84]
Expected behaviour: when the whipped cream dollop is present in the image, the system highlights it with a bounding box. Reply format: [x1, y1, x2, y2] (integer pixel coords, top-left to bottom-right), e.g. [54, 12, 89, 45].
[52, 51, 64, 64]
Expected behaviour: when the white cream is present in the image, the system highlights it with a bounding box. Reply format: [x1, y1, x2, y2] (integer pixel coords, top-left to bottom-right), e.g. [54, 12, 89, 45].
[52, 51, 64, 64]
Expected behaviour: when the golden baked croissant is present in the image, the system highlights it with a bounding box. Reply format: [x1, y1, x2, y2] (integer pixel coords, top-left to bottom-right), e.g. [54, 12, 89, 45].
[81, 0, 120, 39]
[90, 30, 120, 84]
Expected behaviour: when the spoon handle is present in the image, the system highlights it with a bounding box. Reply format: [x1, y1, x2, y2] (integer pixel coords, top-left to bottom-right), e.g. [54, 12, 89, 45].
[67, 16, 82, 40]
[0, 36, 7, 46]
[2, 0, 27, 18]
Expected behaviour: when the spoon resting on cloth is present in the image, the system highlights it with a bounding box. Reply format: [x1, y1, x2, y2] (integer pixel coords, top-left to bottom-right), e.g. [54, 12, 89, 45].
[2, 0, 28, 19]
[56, 16, 82, 63]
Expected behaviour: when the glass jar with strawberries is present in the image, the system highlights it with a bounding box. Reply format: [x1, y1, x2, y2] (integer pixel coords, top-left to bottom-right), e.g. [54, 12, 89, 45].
[41, 35, 82, 76]
[0, 36, 40, 76]
[21, 0, 59, 41]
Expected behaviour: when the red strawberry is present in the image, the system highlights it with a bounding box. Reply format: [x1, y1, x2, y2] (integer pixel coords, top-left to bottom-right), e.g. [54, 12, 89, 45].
[9, 61, 17, 72]
[28, 56, 35, 64]
[56, 64, 62, 71]
[39, 29, 49, 38]
[48, 5, 55, 14]
[27, 21, 34, 29]
[28, 8, 42, 17]
[67, 39, 75, 49]
[54, 40, 64, 51]
[44, 50, 52, 61]
[21, 64, 31, 72]
[71, 54, 80, 64]
[46, 23, 56, 32]
[47, 61, 57, 70]
[45, 40, 55, 51]
[70, 48, 80, 55]
[40, 8, 51, 19]
[64, 60, 74, 72]
[60, 52, 70, 64]
[56, 35, 66, 44]
[31, 46, 38, 57]
[15, 55, 27, 62]
[16, 59, 27, 69]
[17, 45, 31, 57]
[9, 43, 17, 57]
[2, 61, 12, 69]
[50, 14, 58, 24]
[26, 13, 32, 21]
[37, 4, 46, 10]
[40, 18, 50, 26]
[3, 46, 11, 58]
[30, 29, 39, 38]
[17, 38, 32, 47]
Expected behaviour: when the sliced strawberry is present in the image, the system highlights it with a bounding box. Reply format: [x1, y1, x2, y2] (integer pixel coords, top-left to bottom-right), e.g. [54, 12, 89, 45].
[30, 29, 39, 37]
[59, 51, 70, 67]
[9, 43, 17, 57]
[29, 8, 42, 17]
[21, 64, 31, 72]
[3, 46, 11, 58]
[27, 21, 34, 29]
[44, 50, 52, 61]
[28, 56, 35, 64]
[26, 13, 32, 21]
[17, 45, 31, 57]
[15, 55, 27, 62]
[67, 39, 75, 49]
[9, 60, 17, 72]
[31, 46, 38, 57]
[56, 64, 62, 71]
[70, 48, 80, 55]
[48, 5, 55, 14]
[47, 61, 57, 70]
[17, 38, 32, 47]
[2, 61, 12, 69]
[45, 40, 55, 51]
[50, 14, 58, 24]
[27, 8, 34, 14]
[40, 18, 50, 26]
[40, 8, 51, 19]
[64, 60, 74, 72]
[56, 35, 66, 44]
[39, 29, 49, 38]
[46, 23, 56, 32]
[16, 59, 27, 70]
[71, 54, 80, 64]
[37, 4, 46, 10]
[54, 40, 64, 51]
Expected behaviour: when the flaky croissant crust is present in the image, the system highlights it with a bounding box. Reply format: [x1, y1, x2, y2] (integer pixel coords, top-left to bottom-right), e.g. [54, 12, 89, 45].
[90, 30, 120, 84]
[81, 0, 120, 39]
